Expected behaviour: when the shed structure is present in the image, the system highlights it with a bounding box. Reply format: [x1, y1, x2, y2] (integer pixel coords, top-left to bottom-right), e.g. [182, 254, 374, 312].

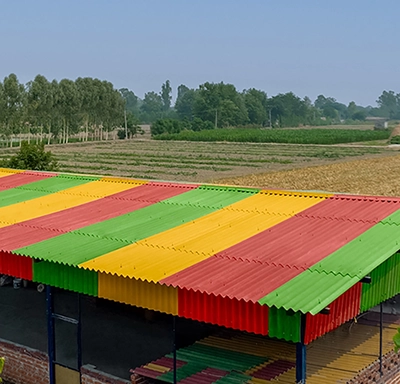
[1, 167, 400, 383]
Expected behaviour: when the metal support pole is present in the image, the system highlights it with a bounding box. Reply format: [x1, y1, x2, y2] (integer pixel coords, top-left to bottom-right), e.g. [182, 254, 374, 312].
[46, 285, 55, 384]
[296, 314, 307, 383]
[380, 302, 383, 376]
[77, 293, 82, 371]
[173, 316, 177, 384]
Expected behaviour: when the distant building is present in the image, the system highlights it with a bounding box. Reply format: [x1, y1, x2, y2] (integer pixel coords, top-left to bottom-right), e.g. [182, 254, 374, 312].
[366, 116, 389, 129]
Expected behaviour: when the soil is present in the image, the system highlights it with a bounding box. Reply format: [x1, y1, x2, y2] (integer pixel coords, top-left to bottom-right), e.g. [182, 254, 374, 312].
[13, 139, 398, 183]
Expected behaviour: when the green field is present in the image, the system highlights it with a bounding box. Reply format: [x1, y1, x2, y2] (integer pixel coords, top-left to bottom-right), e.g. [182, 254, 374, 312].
[154, 128, 391, 145]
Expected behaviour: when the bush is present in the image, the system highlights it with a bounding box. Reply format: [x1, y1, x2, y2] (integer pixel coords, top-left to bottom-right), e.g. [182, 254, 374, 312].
[151, 118, 215, 136]
[151, 119, 184, 136]
[2, 142, 58, 171]
[390, 136, 400, 144]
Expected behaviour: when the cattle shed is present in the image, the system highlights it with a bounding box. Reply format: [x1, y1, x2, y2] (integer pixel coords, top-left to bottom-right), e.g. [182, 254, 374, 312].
[1, 167, 400, 383]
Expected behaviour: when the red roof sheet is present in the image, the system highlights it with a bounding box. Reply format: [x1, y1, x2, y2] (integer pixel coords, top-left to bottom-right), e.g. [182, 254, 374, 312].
[0, 171, 56, 191]
[162, 196, 400, 301]
[0, 182, 197, 250]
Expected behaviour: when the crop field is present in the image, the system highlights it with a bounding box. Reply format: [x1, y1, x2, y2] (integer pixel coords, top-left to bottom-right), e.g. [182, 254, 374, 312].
[154, 128, 391, 145]
[218, 154, 400, 196]
[0, 139, 396, 183]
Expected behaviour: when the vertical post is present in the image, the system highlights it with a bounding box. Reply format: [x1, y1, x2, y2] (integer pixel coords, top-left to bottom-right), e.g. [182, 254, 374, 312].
[77, 293, 82, 371]
[269, 109, 272, 128]
[46, 285, 55, 384]
[296, 314, 307, 383]
[124, 110, 128, 139]
[380, 302, 383, 376]
[173, 316, 177, 384]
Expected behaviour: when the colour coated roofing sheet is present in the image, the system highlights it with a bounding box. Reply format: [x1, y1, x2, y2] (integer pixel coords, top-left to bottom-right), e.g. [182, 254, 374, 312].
[1, 168, 400, 337]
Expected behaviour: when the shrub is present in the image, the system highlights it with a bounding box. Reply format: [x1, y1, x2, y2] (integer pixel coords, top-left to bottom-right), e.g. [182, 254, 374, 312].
[2, 141, 58, 171]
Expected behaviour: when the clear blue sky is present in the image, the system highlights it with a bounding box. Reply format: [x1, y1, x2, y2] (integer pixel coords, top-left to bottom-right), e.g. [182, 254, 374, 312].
[1, 0, 399, 106]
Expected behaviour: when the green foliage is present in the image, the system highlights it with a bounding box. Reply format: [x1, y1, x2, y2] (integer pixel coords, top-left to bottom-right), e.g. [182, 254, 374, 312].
[377, 90, 400, 119]
[141, 91, 163, 122]
[191, 117, 214, 131]
[0, 356, 3, 383]
[151, 118, 214, 136]
[268, 92, 318, 127]
[3, 141, 58, 171]
[118, 112, 143, 139]
[154, 128, 391, 145]
[175, 85, 196, 120]
[119, 88, 139, 115]
[193, 82, 248, 126]
[394, 328, 400, 352]
[161, 80, 172, 112]
[243, 88, 268, 125]
[151, 119, 184, 135]
[390, 136, 400, 144]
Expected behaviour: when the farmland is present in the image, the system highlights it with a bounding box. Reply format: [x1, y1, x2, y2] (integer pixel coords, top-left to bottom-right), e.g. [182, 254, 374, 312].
[154, 127, 391, 144]
[0, 139, 396, 183]
[217, 155, 400, 196]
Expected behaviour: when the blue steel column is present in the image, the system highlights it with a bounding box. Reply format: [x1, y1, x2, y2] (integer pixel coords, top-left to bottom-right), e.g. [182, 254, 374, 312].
[46, 285, 55, 384]
[379, 302, 383, 376]
[173, 316, 177, 384]
[77, 293, 82, 371]
[296, 313, 307, 383]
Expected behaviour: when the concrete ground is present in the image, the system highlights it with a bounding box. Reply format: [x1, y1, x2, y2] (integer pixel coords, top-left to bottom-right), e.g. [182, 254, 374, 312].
[0, 283, 215, 380]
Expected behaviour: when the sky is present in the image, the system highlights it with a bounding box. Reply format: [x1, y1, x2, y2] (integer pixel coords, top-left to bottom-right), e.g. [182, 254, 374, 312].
[0, 0, 399, 107]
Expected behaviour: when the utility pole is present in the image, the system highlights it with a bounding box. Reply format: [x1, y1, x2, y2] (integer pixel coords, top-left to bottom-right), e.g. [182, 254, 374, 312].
[215, 109, 218, 129]
[269, 109, 272, 128]
[124, 110, 128, 139]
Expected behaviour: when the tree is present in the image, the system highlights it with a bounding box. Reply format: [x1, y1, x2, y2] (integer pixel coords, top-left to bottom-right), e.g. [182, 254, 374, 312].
[118, 112, 141, 139]
[141, 91, 163, 122]
[161, 80, 172, 112]
[57, 79, 82, 143]
[314, 94, 347, 121]
[3, 141, 58, 171]
[0, 82, 6, 136]
[347, 101, 357, 118]
[26, 74, 52, 143]
[119, 88, 139, 115]
[243, 88, 268, 125]
[377, 90, 400, 119]
[352, 110, 366, 121]
[193, 82, 248, 127]
[268, 92, 309, 127]
[97, 80, 125, 139]
[175, 85, 196, 120]
[151, 118, 183, 136]
[2, 74, 26, 146]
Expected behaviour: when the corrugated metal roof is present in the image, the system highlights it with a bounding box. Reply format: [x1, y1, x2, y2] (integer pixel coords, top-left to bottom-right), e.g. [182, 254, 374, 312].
[361, 252, 400, 312]
[260, 213, 400, 314]
[79, 191, 326, 281]
[304, 283, 361, 344]
[0, 170, 54, 191]
[1, 168, 400, 342]
[0, 182, 197, 250]
[178, 289, 269, 335]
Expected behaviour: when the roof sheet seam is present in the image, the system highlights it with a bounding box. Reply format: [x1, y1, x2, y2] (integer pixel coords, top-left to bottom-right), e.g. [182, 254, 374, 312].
[213, 254, 308, 269]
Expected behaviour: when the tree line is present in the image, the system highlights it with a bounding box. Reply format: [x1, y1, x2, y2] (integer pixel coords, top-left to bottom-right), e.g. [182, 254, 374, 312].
[0, 74, 128, 146]
[123, 81, 400, 135]
[1, 73, 399, 145]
